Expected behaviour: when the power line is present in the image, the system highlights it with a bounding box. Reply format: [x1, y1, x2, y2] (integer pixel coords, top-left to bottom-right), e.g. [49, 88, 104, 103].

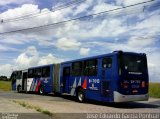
[0, 0, 155, 35]
[2, 2, 158, 35]
[1, 0, 86, 23]
[0, 0, 86, 24]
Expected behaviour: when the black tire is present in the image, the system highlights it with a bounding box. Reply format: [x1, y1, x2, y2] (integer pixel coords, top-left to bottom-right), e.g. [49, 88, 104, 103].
[17, 86, 21, 93]
[25, 90, 28, 94]
[54, 92, 60, 96]
[39, 86, 44, 95]
[77, 89, 85, 103]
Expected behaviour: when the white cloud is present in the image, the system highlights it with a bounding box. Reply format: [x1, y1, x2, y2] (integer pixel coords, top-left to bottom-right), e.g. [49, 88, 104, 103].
[0, 2, 126, 43]
[80, 47, 90, 56]
[85, 18, 126, 38]
[126, 11, 160, 50]
[0, 44, 17, 52]
[92, 2, 119, 13]
[0, 4, 39, 20]
[147, 52, 160, 82]
[0, 0, 35, 6]
[53, 17, 126, 39]
[0, 64, 12, 77]
[0, 4, 68, 34]
[0, 4, 73, 47]
[134, 15, 160, 32]
[38, 53, 63, 65]
[0, 37, 24, 44]
[73, 0, 93, 15]
[25, 46, 38, 56]
[127, 36, 156, 48]
[14, 53, 39, 69]
[14, 46, 63, 70]
[116, 0, 150, 6]
[55, 37, 81, 51]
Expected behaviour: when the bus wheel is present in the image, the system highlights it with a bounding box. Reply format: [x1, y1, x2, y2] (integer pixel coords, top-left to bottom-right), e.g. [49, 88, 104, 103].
[39, 86, 44, 95]
[77, 89, 85, 103]
[17, 86, 21, 93]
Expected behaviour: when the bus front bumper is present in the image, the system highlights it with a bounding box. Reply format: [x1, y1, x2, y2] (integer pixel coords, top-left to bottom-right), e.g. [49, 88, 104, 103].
[113, 91, 149, 102]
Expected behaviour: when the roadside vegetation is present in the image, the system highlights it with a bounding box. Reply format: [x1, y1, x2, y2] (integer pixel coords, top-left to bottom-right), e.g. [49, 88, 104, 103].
[0, 76, 9, 81]
[0, 81, 11, 91]
[12, 100, 53, 117]
[149, 82, 160, 98]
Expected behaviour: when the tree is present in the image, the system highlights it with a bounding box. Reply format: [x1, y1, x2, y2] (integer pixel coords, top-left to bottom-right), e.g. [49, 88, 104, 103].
[0, 76, 9, 81]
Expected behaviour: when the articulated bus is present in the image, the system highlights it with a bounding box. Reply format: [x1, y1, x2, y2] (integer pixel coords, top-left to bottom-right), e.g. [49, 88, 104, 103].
[11, 51, 149, 102]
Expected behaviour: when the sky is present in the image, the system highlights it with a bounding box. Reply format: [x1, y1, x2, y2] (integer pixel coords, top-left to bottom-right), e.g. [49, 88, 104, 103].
[0, 0, 160, 82]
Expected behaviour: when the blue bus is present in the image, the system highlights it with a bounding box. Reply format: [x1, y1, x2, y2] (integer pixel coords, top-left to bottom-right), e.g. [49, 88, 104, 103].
[11, 51, 149, 102]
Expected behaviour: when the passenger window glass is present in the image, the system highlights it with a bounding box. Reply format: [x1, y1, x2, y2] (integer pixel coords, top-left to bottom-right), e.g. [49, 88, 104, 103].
[64, 68, 70, 76]
[102, 58, 112, 68]
[84, 59, 97, 76]
[72, 62, 82, 76]
[42, 66, 50, 77]
[28, 69, 34, 78]
[17, 71, 22, 79]
[35, 68, 42, 78]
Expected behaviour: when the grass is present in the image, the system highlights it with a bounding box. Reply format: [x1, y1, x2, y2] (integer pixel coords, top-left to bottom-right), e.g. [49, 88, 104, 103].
[12, 100, 53, 117]
[149, 82, 160, 98]
[0, 81, 11, 91]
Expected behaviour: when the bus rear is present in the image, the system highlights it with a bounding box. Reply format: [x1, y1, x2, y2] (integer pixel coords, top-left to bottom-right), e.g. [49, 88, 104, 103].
[114, 51, 149, 102]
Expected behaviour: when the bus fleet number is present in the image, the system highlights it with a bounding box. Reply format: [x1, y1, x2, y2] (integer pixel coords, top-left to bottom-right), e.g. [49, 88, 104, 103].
[89, 79, 100, 84]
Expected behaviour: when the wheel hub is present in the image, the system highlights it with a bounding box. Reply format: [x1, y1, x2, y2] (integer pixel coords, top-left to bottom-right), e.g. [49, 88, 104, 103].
[78, 93, 84, 102]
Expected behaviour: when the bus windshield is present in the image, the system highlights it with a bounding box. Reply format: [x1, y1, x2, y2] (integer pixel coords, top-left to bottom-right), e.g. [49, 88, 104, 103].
[120, 54, 147, 74]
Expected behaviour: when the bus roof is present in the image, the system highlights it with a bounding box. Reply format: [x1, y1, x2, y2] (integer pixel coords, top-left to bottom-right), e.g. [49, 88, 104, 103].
[28, 64, 54, 70]
[61, 51, 146, 64]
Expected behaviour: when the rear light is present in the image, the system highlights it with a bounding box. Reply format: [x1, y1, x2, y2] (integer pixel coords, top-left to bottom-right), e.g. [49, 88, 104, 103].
[123, 83, 129, 88]
[123, 84, 128, 88]
[142, 81, 145, 88]
[132, 89, 138, 93]
[121, 81, 129, 88]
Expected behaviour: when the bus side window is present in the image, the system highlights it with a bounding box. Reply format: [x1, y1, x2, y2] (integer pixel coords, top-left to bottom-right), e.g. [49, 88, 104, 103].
[35, 68, 42, 78]
[72, 61, 82, 76]
[102, 58, 112, 68]
[63, 67, 70, 76]
[28, 69, 34, 78]
[17, 71, 22, 79]
[84, 59, 97, 76]
[42, 66, 50, 77]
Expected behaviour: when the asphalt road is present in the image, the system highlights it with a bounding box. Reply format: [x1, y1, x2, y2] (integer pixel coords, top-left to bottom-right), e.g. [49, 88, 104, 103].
[0, 91, 159, 119]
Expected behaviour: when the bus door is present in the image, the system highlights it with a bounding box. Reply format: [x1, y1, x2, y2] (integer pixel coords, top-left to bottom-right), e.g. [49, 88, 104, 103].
[101, 57, 113, 98]
[63, 67, 71, 93]
[22, 72, 27, 91]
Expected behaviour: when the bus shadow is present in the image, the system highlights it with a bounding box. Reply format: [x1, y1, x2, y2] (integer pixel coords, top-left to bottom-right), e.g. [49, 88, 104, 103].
[26, 92, 160, 109]
[84, 99, 160, 109]
[51, 94, 160, 109]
